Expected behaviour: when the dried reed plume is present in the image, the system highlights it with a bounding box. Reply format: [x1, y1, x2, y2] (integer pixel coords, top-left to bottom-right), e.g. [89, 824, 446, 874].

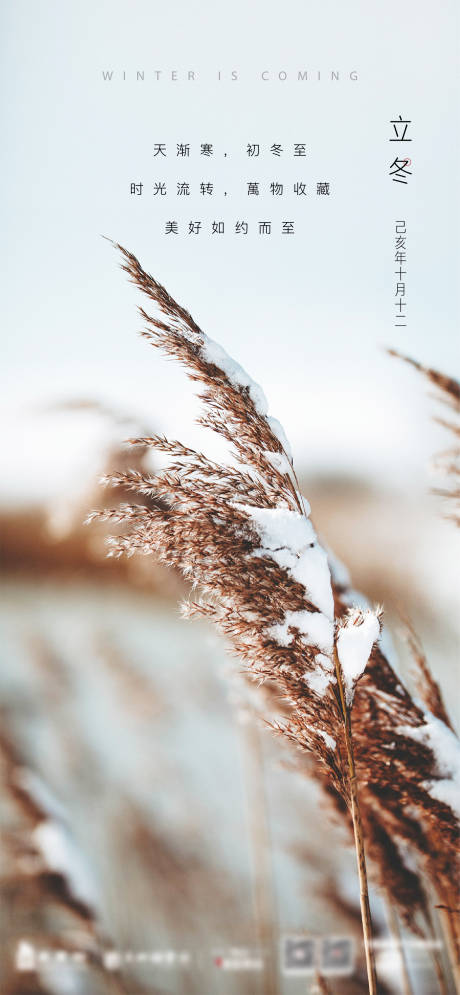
[401, 617, 454, 733]
[0, 721, 127, 995]
[89, 243, 460, 993]
[388, 350, 460, 525]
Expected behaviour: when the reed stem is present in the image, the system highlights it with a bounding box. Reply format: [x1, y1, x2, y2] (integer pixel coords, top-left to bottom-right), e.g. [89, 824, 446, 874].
[384, 894, 414, 995]
[432, 947, 450, 995]
[312, 971, 333, 994]
[436, 902, 460, 993]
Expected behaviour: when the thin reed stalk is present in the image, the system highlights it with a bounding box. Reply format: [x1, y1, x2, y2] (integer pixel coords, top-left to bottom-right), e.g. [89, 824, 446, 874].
[313, 971, 334, 994]
[423, 899, 453, 995]
[431, 942, 451, 995]
[383, 895, 414, 995]
[436, 900, 460, 992]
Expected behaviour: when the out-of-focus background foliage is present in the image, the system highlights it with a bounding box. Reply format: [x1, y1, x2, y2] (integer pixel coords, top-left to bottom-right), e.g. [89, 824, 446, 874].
[1, 391, 458, 994]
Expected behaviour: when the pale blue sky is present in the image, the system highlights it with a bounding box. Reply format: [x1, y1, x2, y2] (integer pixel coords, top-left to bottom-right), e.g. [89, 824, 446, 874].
[1, 0, 459, 498]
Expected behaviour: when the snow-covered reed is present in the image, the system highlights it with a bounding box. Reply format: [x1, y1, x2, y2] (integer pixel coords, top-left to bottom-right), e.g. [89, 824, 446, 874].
[89, 243, 459, 994]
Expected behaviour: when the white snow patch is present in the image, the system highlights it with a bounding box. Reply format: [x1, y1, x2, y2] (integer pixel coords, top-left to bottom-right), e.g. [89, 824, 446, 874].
[237, 504, 334, 620]
[268, 610, 333, 654]
[32, 820, 98, 910]
[337, 609, 381, 706]
[200, 337, 268, 414]
[303, 652, 336, 697]
[303, 668, 334, 697]
[263, 450, 292, 476]
[339, 590, 401, 677]
[165, 313, 202, 343]
[320, 729, 336, 750]
[196, 336, 296, 476]
[236, 502, 335, 659]
[266, 416, 293, 461]
[14, 768, 67, 823]
[315, 652, 335, 673]
[305, 724, 336, 750]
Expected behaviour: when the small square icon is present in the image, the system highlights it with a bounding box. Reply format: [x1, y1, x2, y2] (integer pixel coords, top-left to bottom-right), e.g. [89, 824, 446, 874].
[282, 935, 316, 975]
[320, 936, 354, 976]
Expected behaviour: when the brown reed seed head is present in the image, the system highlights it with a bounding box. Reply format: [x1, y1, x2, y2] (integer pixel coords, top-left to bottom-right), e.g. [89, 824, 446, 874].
[0, 726, 96, 925]
[401, 616, 454, 732]
[89, 245, 459, 936]
[388, 349, 460, 525]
